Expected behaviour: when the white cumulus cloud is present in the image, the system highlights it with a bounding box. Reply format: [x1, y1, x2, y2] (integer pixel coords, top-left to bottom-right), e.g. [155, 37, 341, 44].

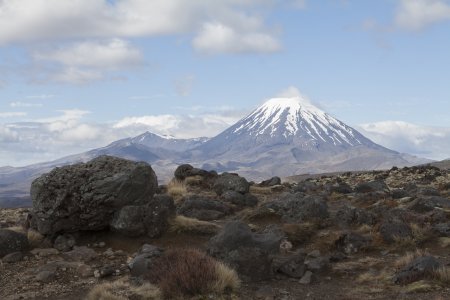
[10, 102, 43, 108]
[0, 0, 281, 55]
[0, 112, 27, 118]
[32, 39, 144, 84]
[395, 0, 450, 30]
[192, 21, 281, 54]
[358, 121, 450, 160]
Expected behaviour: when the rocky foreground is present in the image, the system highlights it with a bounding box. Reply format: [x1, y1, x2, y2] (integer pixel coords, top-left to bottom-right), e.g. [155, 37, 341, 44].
[1, 156, 450, 299]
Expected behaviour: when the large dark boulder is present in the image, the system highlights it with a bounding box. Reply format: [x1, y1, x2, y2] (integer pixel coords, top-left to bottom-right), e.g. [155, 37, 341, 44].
[177, 196, 233, 221]
[0, 229, 29, 258]
[174, 164, 216, 182]
[143, 195, 176, 238]
[213, 173, 250, 195]
[355, 180, 389, 194]
[208, 221, 283, 282]
[221, 190, 258, 208]
[264, 193, 329, 223]
[31, 156, 158, 235]
[110, 195, 175, 238]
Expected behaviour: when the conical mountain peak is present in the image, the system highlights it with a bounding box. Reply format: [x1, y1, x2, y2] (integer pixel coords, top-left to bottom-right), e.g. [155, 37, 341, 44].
[230, 96, 363, 147]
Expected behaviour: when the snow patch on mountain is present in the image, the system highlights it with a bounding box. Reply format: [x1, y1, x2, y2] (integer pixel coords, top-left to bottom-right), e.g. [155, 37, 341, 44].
[232, 96, 362, 146]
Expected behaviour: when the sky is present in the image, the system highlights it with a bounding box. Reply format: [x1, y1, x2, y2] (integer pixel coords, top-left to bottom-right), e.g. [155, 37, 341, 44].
[0, 0, 449, 167]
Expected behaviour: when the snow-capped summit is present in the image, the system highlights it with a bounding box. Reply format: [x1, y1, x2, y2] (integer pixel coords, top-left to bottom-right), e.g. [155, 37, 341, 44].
[192, 92, 429, 179]
[233, 96, 362, 146]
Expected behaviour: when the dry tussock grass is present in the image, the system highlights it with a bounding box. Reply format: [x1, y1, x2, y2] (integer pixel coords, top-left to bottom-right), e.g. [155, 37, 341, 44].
[210, 261, 241, 293]
[167, 179, 187, 200]
[168, 215, 220, 235]
[6, 226, 26, 233]
[249, 186, 273, 195]
[145, 248, 239, 299]
[394, 249, 429, 269]
[87, 279, 161, 300]
[282, 223, 317, 246]
[438, 237, 450, 248]
[185, 175, 203, 186]
[357, 269, 392, 284]
[308, 229, 343, 253]
[27, 229, 45, 248]
[433, 266, 450, 284]
[410, 223, 434, 245]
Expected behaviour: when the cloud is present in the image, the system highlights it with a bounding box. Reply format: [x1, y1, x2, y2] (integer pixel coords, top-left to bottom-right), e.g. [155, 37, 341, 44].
[0, 0, 281, 55]
[26, 94, 56, 99]
[10, 102, 43, 108]
[192, 22, 281, 54]
[31, 38, 144, 84]
[0, 108, 246, 166]
[114, 110, 245, 138]
[0, 125, 19, 142]
[358, 121, 450, 160]
[0, 112, 27, 118]
[395, 0, 450, 30]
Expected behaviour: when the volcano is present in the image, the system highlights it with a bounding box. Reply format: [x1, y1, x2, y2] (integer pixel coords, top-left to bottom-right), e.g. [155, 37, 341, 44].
[192, 96, 428, 179]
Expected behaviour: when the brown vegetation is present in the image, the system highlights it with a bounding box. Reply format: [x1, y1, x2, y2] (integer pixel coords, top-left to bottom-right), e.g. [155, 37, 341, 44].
[87, 279, 162, 300]
[144, 248, 239, 299]
[168, 215, 220, 235]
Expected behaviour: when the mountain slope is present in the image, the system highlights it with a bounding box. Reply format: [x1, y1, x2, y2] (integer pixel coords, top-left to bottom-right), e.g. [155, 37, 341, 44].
[192, 96, 429, 178]
[0, 95, 432, 207]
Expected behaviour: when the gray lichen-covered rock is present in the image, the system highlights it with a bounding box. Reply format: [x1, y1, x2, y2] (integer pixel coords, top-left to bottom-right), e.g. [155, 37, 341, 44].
[221, 190, 258, 208]
[394, 256, 442, 284]
[30, 156, 158, 235]
[335, 205, 375, 226]
[110, 195, 175, 237]
[177, 195, 233, 221]
[355, 180, 389, 193]
[379, 220, 412, 244]
[174, 164, 211, 180]
[53, 234, 76, 252]
[213, 173, 250, 195]
[208, 221, 283, 282]
[264, 193, 329, 223]
[0, 229, 29, 258]
[259, 176, 281, 187]
[129, 244, 164, 278]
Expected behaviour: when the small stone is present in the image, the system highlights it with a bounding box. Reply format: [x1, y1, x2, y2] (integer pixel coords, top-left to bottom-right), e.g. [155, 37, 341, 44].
[307, 250, 321, 258]
[35, 271, 56, 283]
[77, 264, 93, 278]
[30, 248, 59, 257]
[98, 242, 106, 248]
[299, 271, 313, 284]
[94, 270, 101, 278]
[53, 234, 76, 252]
[2, 251, 23, 263]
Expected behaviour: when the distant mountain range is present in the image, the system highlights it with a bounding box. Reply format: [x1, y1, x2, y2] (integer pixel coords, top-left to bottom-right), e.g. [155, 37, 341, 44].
[0, 95, 432, 207]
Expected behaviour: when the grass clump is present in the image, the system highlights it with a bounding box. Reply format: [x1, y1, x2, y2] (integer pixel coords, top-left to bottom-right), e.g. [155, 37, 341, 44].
[145, 248, 240, 299]
[184, 175, 204, 186]
[394, 249, 429, 269]
[87, 279, 161, 300]
[433, 266, 450, 284]
[167, 179, 187, 200]
[168, 215, 220, 235]
[438, 237, 450, 248]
